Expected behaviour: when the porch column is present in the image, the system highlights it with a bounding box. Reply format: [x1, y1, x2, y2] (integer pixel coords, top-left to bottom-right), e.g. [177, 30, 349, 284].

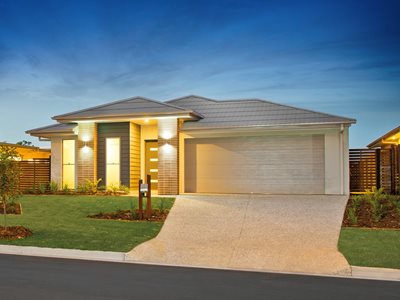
[77, 122, 97, 186]
[158, 118, 179, 195]
[50, 137, 63, 187]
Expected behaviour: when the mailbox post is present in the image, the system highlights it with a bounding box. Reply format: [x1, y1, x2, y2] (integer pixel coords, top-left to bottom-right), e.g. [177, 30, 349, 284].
[138, 179, 144, 220]
[138, 175, 152, 220]
[146, 174, 152, 219]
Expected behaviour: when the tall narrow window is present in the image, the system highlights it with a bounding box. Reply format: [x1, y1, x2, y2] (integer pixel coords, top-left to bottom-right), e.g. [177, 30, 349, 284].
[62, 140, 75, 189]
[106, 138, 120, 186]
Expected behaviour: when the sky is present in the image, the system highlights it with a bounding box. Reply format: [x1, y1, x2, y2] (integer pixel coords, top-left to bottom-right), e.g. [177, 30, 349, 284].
[0, 0, 399, 148]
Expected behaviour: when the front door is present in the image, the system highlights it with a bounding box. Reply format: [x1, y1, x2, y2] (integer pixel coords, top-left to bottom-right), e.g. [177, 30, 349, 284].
[145, 140, 158, 190]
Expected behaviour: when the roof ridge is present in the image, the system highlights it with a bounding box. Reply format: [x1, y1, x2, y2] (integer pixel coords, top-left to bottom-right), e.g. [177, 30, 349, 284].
[166, 95, 218, 103]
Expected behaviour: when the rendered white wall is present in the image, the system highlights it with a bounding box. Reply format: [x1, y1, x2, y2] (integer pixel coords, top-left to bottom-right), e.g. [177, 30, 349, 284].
[324, 126, 350, 195]
[50, 137, 62, 188]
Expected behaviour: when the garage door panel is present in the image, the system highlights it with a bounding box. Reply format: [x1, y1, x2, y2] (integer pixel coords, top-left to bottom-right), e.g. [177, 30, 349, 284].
[185, 135, 325, 194]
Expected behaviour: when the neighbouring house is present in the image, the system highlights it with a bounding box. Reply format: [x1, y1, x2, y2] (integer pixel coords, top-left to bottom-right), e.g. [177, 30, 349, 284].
[0, 142, 51, 160]
[0, 142, 51, 191]
[26, 95, 355, 195]
[367, 126, 399, 193]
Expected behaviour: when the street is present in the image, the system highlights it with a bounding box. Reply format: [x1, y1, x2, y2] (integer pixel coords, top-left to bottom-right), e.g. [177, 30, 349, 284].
[0, 254, 398, 300]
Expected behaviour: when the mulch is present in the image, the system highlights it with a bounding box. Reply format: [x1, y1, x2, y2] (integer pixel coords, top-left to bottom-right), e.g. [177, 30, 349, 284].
[0, 226, 33, 240]
[88, 209, 169, 222]
[0, 202, 22, 215]
[342, 198, 400, 229]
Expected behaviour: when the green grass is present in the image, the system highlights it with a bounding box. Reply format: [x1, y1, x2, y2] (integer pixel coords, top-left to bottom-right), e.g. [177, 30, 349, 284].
[339, 227, 400, 269]
[0, 195, 174, 252]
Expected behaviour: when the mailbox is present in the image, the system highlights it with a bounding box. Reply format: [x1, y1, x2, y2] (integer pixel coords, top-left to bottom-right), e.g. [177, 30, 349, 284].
[140, 183, 148, 193]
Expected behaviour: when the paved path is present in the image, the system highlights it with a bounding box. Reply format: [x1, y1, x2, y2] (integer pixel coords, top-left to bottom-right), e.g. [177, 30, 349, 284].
[127, 194, 350, 275]
[0, 254, 398, 300]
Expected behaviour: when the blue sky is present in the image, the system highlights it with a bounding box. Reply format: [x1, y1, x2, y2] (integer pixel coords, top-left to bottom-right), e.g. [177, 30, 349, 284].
[0, 0, 399, 148]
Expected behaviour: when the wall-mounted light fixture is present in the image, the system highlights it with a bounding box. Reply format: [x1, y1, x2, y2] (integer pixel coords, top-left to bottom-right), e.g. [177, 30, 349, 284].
[82, 142, 90, 154]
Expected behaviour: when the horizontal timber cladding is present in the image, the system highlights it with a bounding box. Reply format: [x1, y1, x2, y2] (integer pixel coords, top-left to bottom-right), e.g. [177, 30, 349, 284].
[184, 135, 325, 194]
[19, 158, 51, 191]
[349, 149, 380, 193]
[97, 123, 130, 187]
[130, 123, 141, 189]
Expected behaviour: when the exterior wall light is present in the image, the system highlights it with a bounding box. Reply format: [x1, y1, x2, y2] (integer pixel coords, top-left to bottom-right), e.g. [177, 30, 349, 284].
[82, 142, 90, 154]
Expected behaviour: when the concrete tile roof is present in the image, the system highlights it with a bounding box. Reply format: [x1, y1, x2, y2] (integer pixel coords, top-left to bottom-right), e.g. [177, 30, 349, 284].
[166, 95, 356, 130]
[26, 123, 77, 136]
[53, 96, 202, 122]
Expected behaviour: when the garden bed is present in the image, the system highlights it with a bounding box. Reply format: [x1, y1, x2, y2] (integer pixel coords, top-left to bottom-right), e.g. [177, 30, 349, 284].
[342, 190, 400, 229]
[88, 209, 169, 222]
[0, 202, 22, 214]
[0, 226, 32, 240]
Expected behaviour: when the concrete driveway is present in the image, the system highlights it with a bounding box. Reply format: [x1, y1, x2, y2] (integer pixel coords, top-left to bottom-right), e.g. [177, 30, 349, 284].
[126, 194, 351, 275]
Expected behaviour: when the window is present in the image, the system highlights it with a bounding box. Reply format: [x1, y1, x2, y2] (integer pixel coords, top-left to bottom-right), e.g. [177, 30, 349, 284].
[106, 138, 120, 186]
[62, 140, 75, 189]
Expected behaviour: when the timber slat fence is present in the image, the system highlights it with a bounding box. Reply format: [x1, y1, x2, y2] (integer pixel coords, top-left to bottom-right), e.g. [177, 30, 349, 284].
[349, 149, 380, 193]
[18, 158, 51, 191]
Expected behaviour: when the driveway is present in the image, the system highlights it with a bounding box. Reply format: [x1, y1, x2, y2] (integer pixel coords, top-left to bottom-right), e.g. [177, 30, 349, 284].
[126, 194, 351, 275]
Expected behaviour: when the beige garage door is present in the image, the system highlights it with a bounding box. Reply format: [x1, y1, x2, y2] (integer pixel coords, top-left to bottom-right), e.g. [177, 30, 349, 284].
[184, 135, 325, 194]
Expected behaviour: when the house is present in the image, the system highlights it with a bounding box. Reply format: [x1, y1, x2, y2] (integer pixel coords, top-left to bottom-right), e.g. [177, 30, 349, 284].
[0, 142, 51, 160]
[26, 95, 355, 195]
[367, 125, 399, 193]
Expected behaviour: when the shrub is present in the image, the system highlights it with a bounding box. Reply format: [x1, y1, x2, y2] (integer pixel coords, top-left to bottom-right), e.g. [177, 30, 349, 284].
[38, 183, 48, 194]
[62, 184, 71, 194]
[119, 185, 130, 194]
[106, 184, 130, 195]
[49, 181, 59, 193]
[86, 178, 102, 194]
[106, 184, 119, 195]
[158, 198, 168, 213]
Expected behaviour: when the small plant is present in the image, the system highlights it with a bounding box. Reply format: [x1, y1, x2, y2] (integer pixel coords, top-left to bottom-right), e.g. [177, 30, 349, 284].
[85, 178, 102, 194]
[62, 184, 70, 194]
[77, 183, 90, 194]
[347, 206, 358, 225]
[49, 181, 59, 194]
[106, 184, 119, 195]
[388, 195, 400, 214]
[119, 185, 130, 194]
[368, 198, 389, 223]
[158, 198, 167, 213]
[106, 184, 130, 195]
[38, 183, 48, 194]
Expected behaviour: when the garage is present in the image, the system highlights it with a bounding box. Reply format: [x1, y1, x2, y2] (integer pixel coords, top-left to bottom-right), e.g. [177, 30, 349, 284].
[184, 134, 325, 194]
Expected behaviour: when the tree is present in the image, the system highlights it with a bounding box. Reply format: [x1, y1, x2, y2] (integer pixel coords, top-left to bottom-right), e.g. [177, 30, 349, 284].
[16, 140, 33, 146]
[0, 145, 21, 228]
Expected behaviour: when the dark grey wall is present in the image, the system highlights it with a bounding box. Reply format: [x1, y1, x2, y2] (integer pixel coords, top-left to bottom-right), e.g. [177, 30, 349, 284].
[97, 123, 130, 187]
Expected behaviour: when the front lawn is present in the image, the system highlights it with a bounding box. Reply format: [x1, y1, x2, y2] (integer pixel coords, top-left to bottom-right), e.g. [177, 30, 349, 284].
[0, 195, 174, 252]
[339, 227, 400, 269]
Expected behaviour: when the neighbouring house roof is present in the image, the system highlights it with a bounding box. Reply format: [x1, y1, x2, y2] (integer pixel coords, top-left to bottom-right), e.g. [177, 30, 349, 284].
[0, 142, 50, 152]
[166, 95, 356, 130]
[367, 125, 400, 149]
[53, 96, 203, 122]
[26, 123, 77, 137]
